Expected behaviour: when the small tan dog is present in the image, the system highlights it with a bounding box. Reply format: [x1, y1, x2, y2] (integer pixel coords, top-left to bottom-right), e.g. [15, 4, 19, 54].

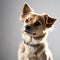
[18, 3, 56, 60]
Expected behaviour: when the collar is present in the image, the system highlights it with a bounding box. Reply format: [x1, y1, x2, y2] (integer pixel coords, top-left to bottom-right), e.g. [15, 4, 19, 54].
[24, 40, 45, 55]
[24, 40, 41, 47]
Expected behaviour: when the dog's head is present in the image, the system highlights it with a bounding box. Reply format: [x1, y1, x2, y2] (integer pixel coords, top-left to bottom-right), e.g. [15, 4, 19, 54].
[20, 3, 56, 39]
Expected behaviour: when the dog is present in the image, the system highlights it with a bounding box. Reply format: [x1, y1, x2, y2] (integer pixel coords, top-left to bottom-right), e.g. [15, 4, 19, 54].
[18, 2, 56, 60]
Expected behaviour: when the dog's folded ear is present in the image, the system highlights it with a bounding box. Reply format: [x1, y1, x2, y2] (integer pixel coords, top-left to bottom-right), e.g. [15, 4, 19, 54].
[43, 14, 56, 28]
[20, 2, 34, 20]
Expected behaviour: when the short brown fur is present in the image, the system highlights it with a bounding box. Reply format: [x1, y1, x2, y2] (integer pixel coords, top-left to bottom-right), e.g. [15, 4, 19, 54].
[18, 2, 56, 60]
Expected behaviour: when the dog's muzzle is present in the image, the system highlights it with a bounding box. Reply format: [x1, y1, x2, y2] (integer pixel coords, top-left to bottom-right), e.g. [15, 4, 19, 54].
[25, 30, 36, 35]
[25, 25, 36, 35]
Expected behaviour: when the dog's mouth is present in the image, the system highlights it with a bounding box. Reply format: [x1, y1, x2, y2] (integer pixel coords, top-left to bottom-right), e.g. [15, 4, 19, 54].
[25, 30, 36, 35]
[24, 30, 46, 39]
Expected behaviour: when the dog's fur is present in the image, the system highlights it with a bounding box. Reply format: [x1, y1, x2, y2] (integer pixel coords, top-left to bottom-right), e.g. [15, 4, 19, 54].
[18, 3, 56, 60]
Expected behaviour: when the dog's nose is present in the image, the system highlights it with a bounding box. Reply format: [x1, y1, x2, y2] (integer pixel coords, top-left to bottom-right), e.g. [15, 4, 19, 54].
[25, 25, 32, 31]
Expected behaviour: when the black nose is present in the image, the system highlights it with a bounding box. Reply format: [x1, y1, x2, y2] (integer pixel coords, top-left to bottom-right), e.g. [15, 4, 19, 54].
[25, 25, 32, 31]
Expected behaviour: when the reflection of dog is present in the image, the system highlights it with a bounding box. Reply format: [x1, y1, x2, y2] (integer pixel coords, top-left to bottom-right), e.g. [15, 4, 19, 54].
[18, 2, 56, 60]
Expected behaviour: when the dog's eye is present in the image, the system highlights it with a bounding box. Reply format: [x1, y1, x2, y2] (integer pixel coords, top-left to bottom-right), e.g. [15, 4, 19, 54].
[34, 21, 41, 26]
[25, 19, 29, 23]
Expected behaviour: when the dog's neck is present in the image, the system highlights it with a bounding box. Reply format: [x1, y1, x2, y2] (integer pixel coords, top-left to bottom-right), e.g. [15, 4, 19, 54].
[24, 38, 46, 55]
[22, 31, 48, 48]
[23, 33, 47, 44]
[24, 35, 47, 47]
[23, 33, 48, 55]
[24, 40, 41, 47]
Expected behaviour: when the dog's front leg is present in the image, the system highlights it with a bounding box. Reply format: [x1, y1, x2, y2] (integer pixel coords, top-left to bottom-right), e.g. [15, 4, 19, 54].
[45, 49, 53, 60]
[18, 42, 25, 60]
[46, 55, 53, 60]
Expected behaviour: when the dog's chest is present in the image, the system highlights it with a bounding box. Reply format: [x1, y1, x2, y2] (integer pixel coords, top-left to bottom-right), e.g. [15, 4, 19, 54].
[24, 45, 46, 60]
[25, 46, 36, 56]
[25, 47, 46, 60]
[25, 47, 39, 60]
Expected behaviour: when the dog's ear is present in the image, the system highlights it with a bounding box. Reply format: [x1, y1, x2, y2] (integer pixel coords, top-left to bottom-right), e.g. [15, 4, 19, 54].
[20, 2, 34, 21]
[43, 14, 56, 28]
